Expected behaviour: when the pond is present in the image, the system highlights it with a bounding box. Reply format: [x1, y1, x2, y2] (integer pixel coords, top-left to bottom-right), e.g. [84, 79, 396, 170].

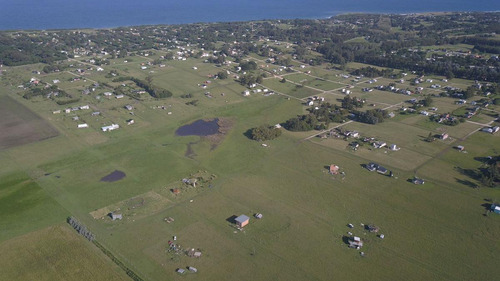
[100, 170, 126, 182]
[175, 118, 219, 136]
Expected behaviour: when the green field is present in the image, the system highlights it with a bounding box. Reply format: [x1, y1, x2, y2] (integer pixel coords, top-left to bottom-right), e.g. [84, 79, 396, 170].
[0, 225, 130, 281]
[1, 47, 499, 281]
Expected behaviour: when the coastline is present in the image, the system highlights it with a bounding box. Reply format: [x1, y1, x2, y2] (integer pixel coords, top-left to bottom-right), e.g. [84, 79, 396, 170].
[1, 10, 499, 32]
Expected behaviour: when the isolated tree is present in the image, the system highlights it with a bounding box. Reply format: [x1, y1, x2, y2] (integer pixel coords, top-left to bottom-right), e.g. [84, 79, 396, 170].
[425, 132, 434, 142]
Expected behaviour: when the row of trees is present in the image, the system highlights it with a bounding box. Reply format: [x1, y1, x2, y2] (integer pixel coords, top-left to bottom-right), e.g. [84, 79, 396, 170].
[67, 217, 95, 241]
[113, 76, 172, 99]
[351, 66, 393, 78]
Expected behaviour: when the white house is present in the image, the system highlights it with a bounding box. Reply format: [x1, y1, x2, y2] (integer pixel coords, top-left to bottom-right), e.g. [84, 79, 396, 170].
[389, 144, 400, 151]
[79, 105, 90, 110]
[77, 123, 88, 128]
[101, 124, 120, 132]
[373, 141, 387, 149]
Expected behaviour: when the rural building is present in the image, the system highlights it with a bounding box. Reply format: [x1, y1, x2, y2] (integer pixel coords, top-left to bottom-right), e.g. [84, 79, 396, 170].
[52, 110, 61, 114]
[329, 164, 340, 175]
[440, 133, 449, 140]
[101, 124, 120, 132]
[481, 126, 500, 134]
[373, 141, 387, 149]
[376, 165, 388, 174]
[348, 236, 363, 249]
[367, 225, 379, 233]
[77, 123, 88, 128]
[126, 119, 135, 125]
[366, 163, 378, 172]
[124, 105, 133, 111]
[188, 266, 198, 273]
[115, 94, 124, 99]
[366, 162, 387, 174]
[389, 144, 400, 151]
[110, 212, 122, 220]
[235, 214, 250, 227]
[79, 105, 90, 110]
[193, 251, 202, 258]
[412, 177, 425, 185]
[491, 204, 500, 214]
[176, 268, 185, 274]
[456, 145, 465, 152]
[254, 213, 263, 219]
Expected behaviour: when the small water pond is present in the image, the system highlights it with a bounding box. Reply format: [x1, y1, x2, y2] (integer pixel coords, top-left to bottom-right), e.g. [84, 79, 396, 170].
[175, 118, 219, 136]
[100, 170, 126, 182]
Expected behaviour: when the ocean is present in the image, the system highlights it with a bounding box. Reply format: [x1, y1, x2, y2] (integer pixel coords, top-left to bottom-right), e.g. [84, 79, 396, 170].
[0, 0, 499, 30]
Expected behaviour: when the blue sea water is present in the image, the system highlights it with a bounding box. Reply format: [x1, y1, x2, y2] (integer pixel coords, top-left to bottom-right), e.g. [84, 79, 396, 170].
[0, 0, 499, 30]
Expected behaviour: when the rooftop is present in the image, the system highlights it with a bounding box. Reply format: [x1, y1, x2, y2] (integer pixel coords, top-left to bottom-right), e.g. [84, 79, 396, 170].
[235, 214, 250, 223]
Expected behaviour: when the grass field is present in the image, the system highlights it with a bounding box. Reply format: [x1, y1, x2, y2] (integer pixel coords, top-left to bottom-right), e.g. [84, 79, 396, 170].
[0, 225, 130, 281]
[0, 49, 499, 281]
[261, 77, 322, 99]
[0, 96, 59, 149]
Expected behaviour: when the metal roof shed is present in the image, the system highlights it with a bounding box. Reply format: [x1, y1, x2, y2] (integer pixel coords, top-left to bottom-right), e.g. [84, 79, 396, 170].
[235, 215, 250, 227]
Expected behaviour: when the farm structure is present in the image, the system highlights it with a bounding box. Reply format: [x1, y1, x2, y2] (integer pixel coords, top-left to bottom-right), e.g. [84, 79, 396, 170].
[348, 236, 363, 249]
[329, 164, 340, 175]
[102, 124, 120, 132]
[235, 215, 250, 227]
[366, 163, 388, 174]
[110, 212, 122, 220]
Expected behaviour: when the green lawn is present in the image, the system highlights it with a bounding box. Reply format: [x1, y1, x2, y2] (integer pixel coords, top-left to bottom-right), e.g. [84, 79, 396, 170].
[0, 225, 130, 281]
[261, 77, 321, 99]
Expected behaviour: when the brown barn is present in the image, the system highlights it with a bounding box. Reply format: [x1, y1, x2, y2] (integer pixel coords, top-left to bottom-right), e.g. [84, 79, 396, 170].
[329, 164, 339, 175]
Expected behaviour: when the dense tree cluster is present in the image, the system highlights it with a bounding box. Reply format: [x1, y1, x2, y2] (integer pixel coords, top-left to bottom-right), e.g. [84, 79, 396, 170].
[23, 84, 71, 101]
[248, 125, 282, 141]
[284, 114, 321, 131]
[239, 61, 257, 71]
[284, 103, 348, 131]
[238, 73, 264, 86]
[217, 71, 228, 79]
[341, 96, 365, 110]
[355, 109, 389, 124]
[421, 96, 433, 107]
[480, 156, 500, 187]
